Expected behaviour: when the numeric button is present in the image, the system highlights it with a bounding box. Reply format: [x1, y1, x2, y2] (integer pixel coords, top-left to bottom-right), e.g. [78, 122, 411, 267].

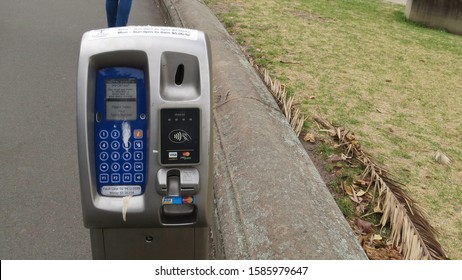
[111, 130, 120, 139]
[111, 163, 120, 172]
[99, 152, 109, 161]
[99, 130, 109, 139]
[111, 152, 120, 161]
[123, 152, 131, 161]
[99, 141, 109, 150]
[111, 141, 120, 150]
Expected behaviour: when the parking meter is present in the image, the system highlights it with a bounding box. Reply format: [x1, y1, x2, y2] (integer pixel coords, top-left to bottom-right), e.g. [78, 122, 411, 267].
[76, 26, 212, 259]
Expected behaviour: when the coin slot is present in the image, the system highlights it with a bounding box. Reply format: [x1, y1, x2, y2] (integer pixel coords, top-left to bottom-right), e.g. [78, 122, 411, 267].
[160, 52, 200, 101]
[175, 64, 185, 86]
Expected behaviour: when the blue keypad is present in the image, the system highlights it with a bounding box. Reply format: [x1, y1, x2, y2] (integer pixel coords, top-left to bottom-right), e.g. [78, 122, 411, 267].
[95, 127, 146, 194]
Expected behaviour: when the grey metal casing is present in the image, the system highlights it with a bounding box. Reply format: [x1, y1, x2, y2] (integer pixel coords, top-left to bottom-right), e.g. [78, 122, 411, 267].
[76, 27, 212, 259]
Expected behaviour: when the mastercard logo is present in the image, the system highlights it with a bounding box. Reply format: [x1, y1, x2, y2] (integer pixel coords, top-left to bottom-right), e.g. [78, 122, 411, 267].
[182, 152, 191, 157]
[182, 196, 194, 204]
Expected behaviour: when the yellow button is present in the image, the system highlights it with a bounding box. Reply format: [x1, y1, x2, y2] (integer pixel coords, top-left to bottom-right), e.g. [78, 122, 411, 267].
[134, 129, 143, 139]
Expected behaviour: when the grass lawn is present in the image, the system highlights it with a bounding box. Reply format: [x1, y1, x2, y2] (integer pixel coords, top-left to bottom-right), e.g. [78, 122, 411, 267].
[206, 0, 462, 259]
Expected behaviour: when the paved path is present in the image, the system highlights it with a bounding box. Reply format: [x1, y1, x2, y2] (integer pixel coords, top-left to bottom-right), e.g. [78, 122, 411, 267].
[0, 0, 166, 259]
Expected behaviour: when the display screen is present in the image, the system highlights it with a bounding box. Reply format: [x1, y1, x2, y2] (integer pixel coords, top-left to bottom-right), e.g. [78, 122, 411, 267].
[105, 78, 137, 120]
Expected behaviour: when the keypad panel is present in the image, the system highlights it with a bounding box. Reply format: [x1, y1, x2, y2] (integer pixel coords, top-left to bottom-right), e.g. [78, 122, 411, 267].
[95, 125, 146, 196]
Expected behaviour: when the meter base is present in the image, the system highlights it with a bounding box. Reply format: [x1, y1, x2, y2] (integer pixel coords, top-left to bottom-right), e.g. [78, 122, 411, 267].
[90, 227, 209, 260]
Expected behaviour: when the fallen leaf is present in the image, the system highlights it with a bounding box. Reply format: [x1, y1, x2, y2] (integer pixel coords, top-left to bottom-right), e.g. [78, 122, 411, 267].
[373, 234, 383, 241]
[333, 165, 343, 177]
[350, 195, 363, 204]
[435, 150, 451, 165]
[309, 95, 316, 99]
[341, 153, 351, 160]
[329, 154, 344, 163]
[354, 179, 369, 187]
[373, 205, 382, 213]
[343, 184, 355, 196]
[356, 190, 367, 197]
[356, 218, 373, 234]
[356, 204, 366, 214]
[303, 133, 316, 143]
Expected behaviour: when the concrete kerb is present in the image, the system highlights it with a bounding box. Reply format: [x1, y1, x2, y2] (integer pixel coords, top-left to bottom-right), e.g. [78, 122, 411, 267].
[159, 0, 368, 259]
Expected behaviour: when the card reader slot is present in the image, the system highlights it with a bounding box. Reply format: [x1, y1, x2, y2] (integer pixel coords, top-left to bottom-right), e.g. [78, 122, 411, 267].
[167, 174, 180, 197]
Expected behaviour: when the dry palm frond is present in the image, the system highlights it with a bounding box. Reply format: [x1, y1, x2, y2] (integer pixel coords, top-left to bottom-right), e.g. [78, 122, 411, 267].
[248, 58, 307, 136]
[245, 45, 446, 259]
[314, 115, 448, 260]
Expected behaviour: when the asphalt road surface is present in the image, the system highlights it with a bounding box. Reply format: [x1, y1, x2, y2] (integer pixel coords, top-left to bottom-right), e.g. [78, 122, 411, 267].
[0, 0, 166, 259]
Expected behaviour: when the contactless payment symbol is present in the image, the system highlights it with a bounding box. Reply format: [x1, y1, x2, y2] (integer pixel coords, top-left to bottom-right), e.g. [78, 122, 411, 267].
[168, 129, 192, 143]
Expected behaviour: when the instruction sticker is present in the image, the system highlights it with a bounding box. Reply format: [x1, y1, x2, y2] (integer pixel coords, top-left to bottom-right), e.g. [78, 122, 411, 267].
[87, 26, 198, 41]
[101, 185, 141, 196]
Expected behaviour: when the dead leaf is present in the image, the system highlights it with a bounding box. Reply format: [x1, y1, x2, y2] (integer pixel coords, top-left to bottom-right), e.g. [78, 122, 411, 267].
[349, 188, 363, 203]
[356, 204, 366, 215]
[435, 150, 451, 165]
[356, 190, 367, 197]
[356, 218, 373, 234]
[309, 95, 316, 99]
[341, 153, 352, 160]
[350, 195, 362, 204]
[303, 133, 316, 143]
[343, 184, 355, 196]
[329, 154, 344, 163]
[345, 132, 356, 141]
[373, 234, 383, 241]
[354, 179, 369, 187]
[333, 165, 343, 177]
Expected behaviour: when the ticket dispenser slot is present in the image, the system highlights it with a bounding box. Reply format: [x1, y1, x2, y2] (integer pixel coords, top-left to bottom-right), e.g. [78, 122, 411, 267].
[77, 26, 212, 260]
